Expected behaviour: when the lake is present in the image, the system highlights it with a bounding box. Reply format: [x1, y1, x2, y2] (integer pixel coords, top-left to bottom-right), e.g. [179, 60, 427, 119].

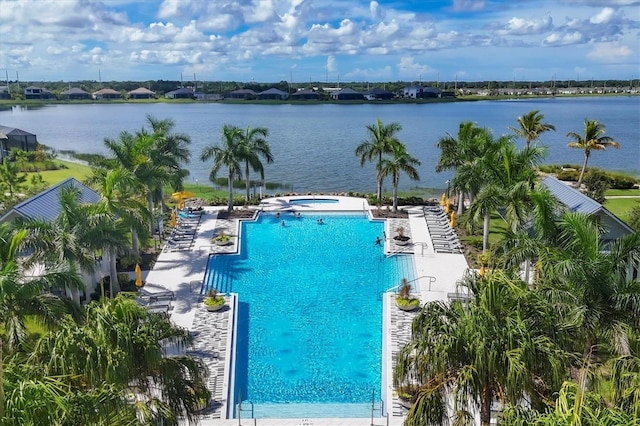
[1, 96, 638, 194]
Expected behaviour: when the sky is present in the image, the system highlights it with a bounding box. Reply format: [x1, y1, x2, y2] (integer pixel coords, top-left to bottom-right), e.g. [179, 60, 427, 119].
[0, 0, 639, 84]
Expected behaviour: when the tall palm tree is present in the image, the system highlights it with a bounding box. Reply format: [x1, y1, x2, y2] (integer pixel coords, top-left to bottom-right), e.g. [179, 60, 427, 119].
[377, 143, 420, 211]
[510, 109, 556, 147]
[0, 222, 83, 351]
[355, 119, 402, 201]
[567, 119, 620, 188]
[200, 124, 243, 211]
[0, 158, 27, 202]
[237, 125, 273, 202]
[144, 114, 192, 214]
[394, 271, 568, 426]
[436, 121, 487, 215]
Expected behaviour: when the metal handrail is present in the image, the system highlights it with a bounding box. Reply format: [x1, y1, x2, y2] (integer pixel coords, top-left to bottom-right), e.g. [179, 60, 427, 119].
[386, 275, 436, 292]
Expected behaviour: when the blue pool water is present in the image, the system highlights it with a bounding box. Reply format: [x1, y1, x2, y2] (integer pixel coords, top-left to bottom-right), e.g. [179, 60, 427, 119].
[203, 212, 415, 418]
[288, 198, 339, 204]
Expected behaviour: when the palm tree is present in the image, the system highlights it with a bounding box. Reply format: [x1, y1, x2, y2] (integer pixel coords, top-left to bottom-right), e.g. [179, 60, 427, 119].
[510, 109, 556, 147]
[28, 296, 210, 425]
[355, 119, 402, 201]
[144, 114, 192, 214]
[0, 158, 27, 202]
[237, 125, 273, 202]
[435, 121, 487, 215]
[394, 271, 568, 426]
[200, 124, 243, 211]
[0, 222, 84, 351]
[377, 143, 420, 211]
[567, 119, 620, 188]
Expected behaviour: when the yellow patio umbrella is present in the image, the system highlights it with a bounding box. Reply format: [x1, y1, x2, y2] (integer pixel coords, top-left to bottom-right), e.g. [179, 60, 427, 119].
[172, 191, 196, 210]
[170, 210, 177, 227]
[135, 263, 143, 288]
[440, 193, 446, 206]
[444, 200, 450, 214]
[450, 211, 456, 228]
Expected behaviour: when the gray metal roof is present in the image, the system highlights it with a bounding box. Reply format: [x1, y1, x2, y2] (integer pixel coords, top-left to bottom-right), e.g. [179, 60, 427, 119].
[541, 175, 602, 215]
[0, 125, 36, 137]
[5, 177, 101, 222]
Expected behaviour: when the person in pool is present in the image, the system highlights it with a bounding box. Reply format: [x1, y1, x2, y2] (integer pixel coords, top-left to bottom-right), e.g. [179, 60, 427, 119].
[317, 218, 324, 225]
[375, 236, 382, 245]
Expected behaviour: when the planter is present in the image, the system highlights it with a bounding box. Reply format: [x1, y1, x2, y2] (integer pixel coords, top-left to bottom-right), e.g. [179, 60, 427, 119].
[213, 238, 231, 246]
[394, 237, 411, 246]
[399, 397, 413, 409]
[204, 301, 225, 312]
[396, 297, 420, 311]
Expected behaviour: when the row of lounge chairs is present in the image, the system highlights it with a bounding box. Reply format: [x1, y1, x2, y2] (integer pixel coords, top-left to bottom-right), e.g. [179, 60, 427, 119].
[136, 287, 175, 313]
[423, 206, 463, 254]
[164, 209, 205, 252]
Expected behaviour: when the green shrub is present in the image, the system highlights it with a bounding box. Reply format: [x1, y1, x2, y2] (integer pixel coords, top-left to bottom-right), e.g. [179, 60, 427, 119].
[629, 202, 640, 231]
[584, 170, 608, 203]
[557, 170, 580, 181]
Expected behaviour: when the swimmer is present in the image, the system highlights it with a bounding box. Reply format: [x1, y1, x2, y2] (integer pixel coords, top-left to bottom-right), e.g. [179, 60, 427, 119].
[281, 220, 286, 227]
[375, 236, 382, 245]
[276, 212, 280, 219]
[317, 218, 324, 225]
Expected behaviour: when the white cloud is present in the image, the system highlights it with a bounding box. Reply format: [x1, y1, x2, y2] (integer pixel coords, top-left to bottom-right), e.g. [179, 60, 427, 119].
[543, 31, 585, 45]
[397, 56, 435, 79]
[586, 42, 634, 62]
[326, 55, 337, 72]
[590, 7, 615, 24]
[370, 1, 381, 20]
[497, 15, 553, 35]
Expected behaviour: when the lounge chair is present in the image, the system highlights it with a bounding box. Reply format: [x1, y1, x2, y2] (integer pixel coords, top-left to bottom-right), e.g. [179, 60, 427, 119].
[139, 287, 174, 301]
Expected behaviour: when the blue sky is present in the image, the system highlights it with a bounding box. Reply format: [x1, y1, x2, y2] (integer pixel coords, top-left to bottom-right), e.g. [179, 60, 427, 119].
[0, 0, 638, 83]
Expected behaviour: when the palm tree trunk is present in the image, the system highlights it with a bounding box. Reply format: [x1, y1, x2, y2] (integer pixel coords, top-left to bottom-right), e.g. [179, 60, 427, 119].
[457, 192, 464, 215]
[376, 153, 383, 201]
[227, 173, 234, 211]
[131, 228, 140, 255]
[107, 248, 120, 296]
[147, 192, 155, 234]
[392, 181, 398, 212]
[480, 387, 493, 426]
[159, 186, 166, 216]
[576, 151, 590, 188]
[483, 211, 490, 253]
[245, 162, 251, 202]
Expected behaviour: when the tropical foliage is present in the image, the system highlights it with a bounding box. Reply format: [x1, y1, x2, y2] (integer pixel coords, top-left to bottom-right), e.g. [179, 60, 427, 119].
[567, 119, 620, 188]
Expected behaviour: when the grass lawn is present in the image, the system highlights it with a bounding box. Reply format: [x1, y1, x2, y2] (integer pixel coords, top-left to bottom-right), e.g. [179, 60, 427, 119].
[605, 189, 640, 196]
[26, 160, 93, 185]
[605, 197, 639, 223]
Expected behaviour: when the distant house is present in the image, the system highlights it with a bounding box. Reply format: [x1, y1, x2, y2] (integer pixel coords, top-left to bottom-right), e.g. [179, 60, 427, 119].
[128, 87, 156, 99]
[225, 89, 257, 99]
[403, 85, 442, 99]
[258, 88, 289, 100]
[24, 86, 54, 100]
[0, 85, 11, 100]
[363, 87, 394, 100]
[541, 175, 634, 241]
[0, 177, 104, 302]
[0, 125, 38, 155]
[290, 89, 320, 101]
[331, 88, 364, 101]
[93, 88, 122, 100]
[165, 87, 195, 99]
[194, 92, 223, 101]
[60, 87, 91, 100]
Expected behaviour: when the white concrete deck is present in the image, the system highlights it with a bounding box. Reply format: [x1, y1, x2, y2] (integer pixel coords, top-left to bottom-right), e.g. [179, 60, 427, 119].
[143, 197, 469, 425]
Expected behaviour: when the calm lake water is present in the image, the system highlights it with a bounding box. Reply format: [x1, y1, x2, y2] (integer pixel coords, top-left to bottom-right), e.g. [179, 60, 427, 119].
[1, 96, 638, 193]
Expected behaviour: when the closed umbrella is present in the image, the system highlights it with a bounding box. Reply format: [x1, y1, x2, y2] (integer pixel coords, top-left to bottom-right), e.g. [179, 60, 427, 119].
[171, 210, 177, 227]
[450, 211, 456, 228]
[440, 193, 446, 206]
[135, 263, 143, 288]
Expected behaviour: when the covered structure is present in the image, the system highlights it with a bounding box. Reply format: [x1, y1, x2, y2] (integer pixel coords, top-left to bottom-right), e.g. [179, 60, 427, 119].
[331, 88, 364, 101]
[128, 87, 156, 99]
[403, 85, 442, 98]
[258, 88, 289, 100]
[93, 88, 122, 100]
[0, 125, 38, 156]
[225, 89, 257, 99]
[24, 86, 54, 99]
[363, 87, 395, 100]
[290, 89, 320, 100]
[541, 175, 634, 242]
[165, 87, 195, 99]
[60, 87, 91, 100]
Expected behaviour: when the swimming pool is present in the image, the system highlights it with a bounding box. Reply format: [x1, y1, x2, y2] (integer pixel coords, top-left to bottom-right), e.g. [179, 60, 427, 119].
[288, 198, 339, 204]
[204, 212, 415, 418]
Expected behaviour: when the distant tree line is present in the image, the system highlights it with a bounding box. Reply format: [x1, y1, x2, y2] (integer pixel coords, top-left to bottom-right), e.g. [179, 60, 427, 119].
[2, 78, 637, 99]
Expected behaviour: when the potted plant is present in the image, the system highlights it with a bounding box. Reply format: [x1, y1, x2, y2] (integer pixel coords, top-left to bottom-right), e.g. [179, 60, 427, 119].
[212, 230, 231, 246]
[396, 386, 418, 409]
[395, 278, 420, 311]
[203, 289, 225, 312]
[393, 226, 411, 246]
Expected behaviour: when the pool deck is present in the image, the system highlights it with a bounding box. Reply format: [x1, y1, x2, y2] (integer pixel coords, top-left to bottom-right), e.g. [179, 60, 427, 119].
[143, 197, 470, 425]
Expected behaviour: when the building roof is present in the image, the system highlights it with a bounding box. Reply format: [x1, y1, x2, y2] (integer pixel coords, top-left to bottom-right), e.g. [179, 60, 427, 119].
[1, 177, 101, 223]
[335, 88, 362, 94]
[93, 88, 120, 95]
[128, 87, 156, 95]
[541, 175, 602, 215]
[227, 89, 257, 95]
[61, 87, 90, 95]
[363, 87, 393, 95]
[0, 125, 36, 137]
[259, 88, 288, 96]
[541, 175, 634, 235]
[166, 87, 194, 95]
